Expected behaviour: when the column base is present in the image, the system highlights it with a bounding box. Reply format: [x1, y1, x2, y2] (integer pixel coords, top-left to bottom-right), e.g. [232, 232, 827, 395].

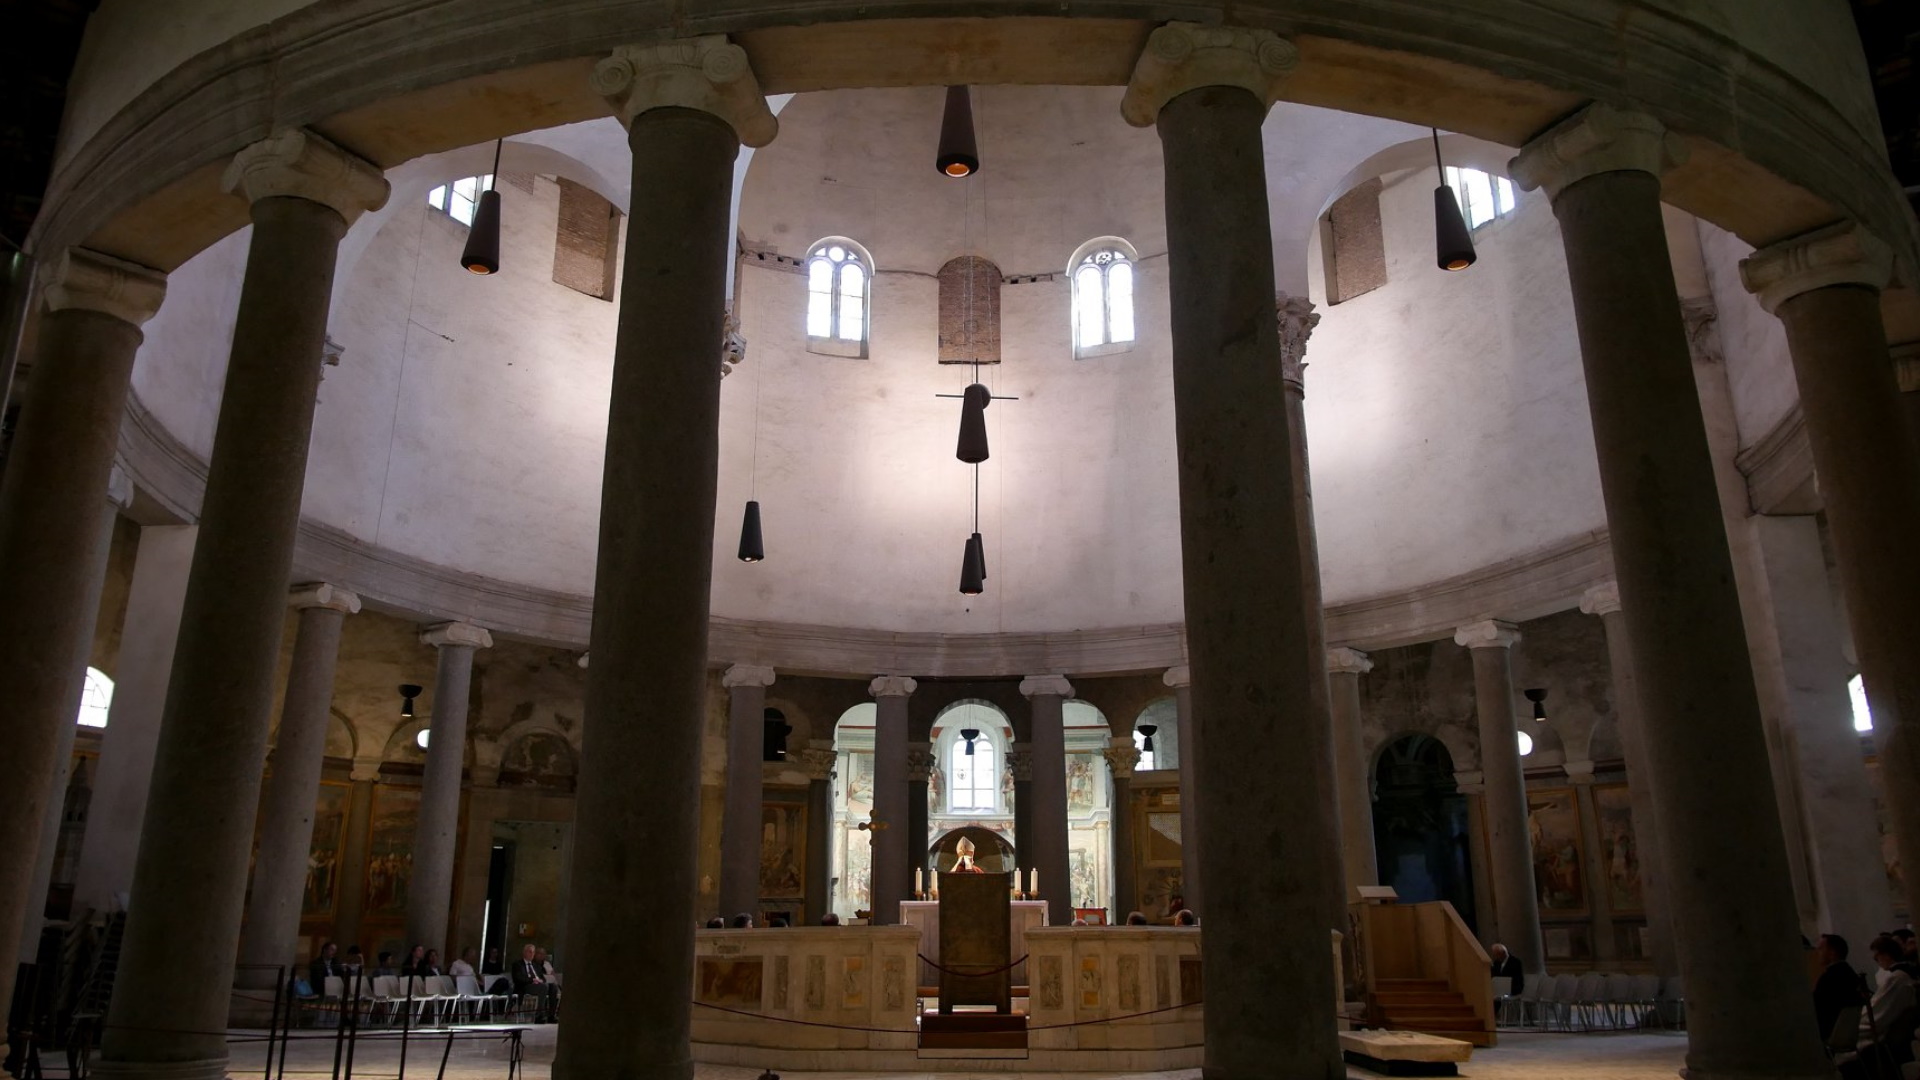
[91, 1055, 230, 1080]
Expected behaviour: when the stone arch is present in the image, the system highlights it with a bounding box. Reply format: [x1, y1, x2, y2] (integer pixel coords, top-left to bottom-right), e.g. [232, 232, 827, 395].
[929, 824, 1016, 874]
[498, 728, 578, 789]
[324, 709, 358, 760]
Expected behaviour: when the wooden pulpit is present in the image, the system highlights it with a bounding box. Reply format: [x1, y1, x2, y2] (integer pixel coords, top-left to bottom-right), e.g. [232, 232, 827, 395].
[936, 870, 1013, 1013]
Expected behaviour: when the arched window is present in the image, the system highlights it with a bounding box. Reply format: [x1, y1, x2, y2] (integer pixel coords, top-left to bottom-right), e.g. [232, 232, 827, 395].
[427, 175, 492, 226]
[76, 667, 113, 728]
[947, 731, 999, 813]
[1131, 728, 1156, 772]
[806, 239, 870, 356]
[1850, 674, 1874, 732]
[1070, 239, 1136, 357]
[1443, 166, 1517, 229]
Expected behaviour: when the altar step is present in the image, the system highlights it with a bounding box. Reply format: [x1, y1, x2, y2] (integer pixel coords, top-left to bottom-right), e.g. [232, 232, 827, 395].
[919, 1011, 1029, 1051]
[1369, 979, 1494, 1048]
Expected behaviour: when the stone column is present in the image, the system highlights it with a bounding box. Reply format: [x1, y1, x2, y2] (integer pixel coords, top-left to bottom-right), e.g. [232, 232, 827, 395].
[905, 742, 934, 888]
[0, 251, 162, 1047]
[1103, 739, 1140, 919]
[407, 621, 490, 954]
[1008, 746, 1034, 881]
[234, 584, 360, 1003]
[1164, 665, 1202, 914]
[1454, 621, 1544, 973]
[1510, 103, 1828, 1077]
[98, 131, 385, 1080]
[798, 742, 835, 926]
[1454, 771, 1499, 945]
[1579, 581, 1677, 974]
[551, 40, 774, 1080]
[1122, 25, 1342, 1078]
[1327, 647, 1377, 892]
[866, 676, 915, 924]
[331, 759, 382, 950]
[718, 664, 775, 917]
[1021, 676, 1074, 926]
[1564, 761, 1617, 961]
[70, 524, 197, 916]
[17, 468, 133, 964]
[1741, 224, 1920, 927]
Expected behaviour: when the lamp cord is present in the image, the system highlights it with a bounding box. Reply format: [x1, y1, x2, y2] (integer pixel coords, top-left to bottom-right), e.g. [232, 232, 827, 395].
[489, 138, 503, 191]
[1431, 128, 1445, 183]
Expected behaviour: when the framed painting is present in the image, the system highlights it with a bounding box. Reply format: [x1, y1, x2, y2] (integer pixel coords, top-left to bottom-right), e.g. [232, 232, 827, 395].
[760, 798, 806, 900]
[302, 782, 349, 918]
[365, 784, 420, 918]
[1592, 783, 1644, 912]
[1527, 788, 1586, 913]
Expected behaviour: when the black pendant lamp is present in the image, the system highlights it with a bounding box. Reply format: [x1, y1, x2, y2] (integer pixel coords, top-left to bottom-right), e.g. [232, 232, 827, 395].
[1525, 687, 1549, 722]
[399, 683, 422, 719]
[961, 728, 981, 756]
[936, 86, 980, 178]
[1137, 724, 1158, 753]
[461, 139, 505, 275]
[1431, 130, 1476, 272]
[737, 500, 765, 562]
[957, 383, 991, 463]
[960, 532, 986, 595]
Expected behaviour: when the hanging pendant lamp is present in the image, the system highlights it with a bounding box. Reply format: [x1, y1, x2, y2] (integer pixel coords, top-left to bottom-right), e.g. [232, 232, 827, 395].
[956, 383, 991, 463]
[960, 532, 986, 595]
[961, 728, 981, 756]
[936, 86, 980, 178]
[398, 684, 422, 719]
[1525, 687, 1549, 722]
[737, 499, 765, 562]
[1431, 129, 1476, 272]
[461, 139, 505, 275]
[1137, 724, 1158, 753]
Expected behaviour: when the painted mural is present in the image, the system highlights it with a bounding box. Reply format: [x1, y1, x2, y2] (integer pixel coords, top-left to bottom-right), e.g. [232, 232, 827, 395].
[1528, 789, 1586, 913]
[302, 782, 349, 918]
[1592, 783, 1644, 912]
[366, 784, 420, 917]
[760, 800, 806, 900]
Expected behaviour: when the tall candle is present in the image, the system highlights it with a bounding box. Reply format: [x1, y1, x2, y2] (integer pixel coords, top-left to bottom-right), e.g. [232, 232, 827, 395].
[1030, 869, 1038, 896]
[915, 868, 924, 897]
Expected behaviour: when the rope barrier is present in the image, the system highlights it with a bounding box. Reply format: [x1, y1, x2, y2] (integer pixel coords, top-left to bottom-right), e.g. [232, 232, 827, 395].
[913, 953, 1030, 977]
[693, 993, 1201, 1033]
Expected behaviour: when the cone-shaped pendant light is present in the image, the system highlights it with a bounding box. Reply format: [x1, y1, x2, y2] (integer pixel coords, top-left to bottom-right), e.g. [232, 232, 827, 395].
[737, 499, 765, 562]
[461, 139, 506, 275]
[1431, 130, 1476, 272]
[959, 532, 986, 595]
[956, 383, 991, 463]
[936, 86, 980, 178]
[1138, 724, 1158, 753]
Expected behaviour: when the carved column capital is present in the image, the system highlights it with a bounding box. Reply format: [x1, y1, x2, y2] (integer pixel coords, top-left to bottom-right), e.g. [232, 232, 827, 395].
[1579, 580, 1622, 617]
[420, 621, 492, 651]
[869, 675, 918, 699]
[1121, 22, 1298, 127]
[1162, 665, 1191, 689]
[722, 663, 776, 689]
[1894, 342, 1920, 394]
[1508, 103, 1687, 202]
[1019, 674, 1074, 700]
[1739, 221, 1894, 314]
[906, 745, 935, 782]
[1679, 297, 1721, 367]
[796, 742, 837, 782]
[42, 248, 166, 326]
[349, 757, 384, 783]
[105, 464, 135, 510]
[1276, 292, 1321, 392]
[1564, 760, 1597, 785]
[221, 128, 390, 225]
[1007, 748, 1034, 783]
[1326, 646, 1372, 676]
[591, 36, 778, 147]
[1454, 769, 1486, 795]
[289, 582, 361, 615]
[720, 305, 746, 378]
[1103, 739, 1141, 779]
[1454, 619, 1521, 651]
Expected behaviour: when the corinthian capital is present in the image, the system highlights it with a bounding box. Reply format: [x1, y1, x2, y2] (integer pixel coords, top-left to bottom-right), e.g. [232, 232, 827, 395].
[591, 36, 778, 147]
[1276, 292, 1320, 391]
[1103, 740, 1141, 779]
[222, 129, 390, 224]
[1121, 22, 1299, 128]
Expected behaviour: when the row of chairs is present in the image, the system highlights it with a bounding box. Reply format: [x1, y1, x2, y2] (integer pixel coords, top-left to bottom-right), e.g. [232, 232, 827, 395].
[306, 973, 546, 1026]
[1494, 972, 1685, 1031]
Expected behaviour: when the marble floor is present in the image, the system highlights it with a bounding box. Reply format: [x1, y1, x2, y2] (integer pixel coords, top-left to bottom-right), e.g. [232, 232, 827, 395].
[214, 1025, 1689, 1080]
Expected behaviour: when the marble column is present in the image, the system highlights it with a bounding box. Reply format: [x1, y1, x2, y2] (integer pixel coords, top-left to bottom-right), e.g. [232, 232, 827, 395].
[407, 621, 490, 954]
[1580, 581, 1677, 974]
[1565, 762, 1617, 961]
[866, 676, 915, 924]
[552, 40, 774, 1080]
[1008, 746, 1034, 882]
[718, 664, 775, 917]
[1164, 665, 1201, 914]
[0, 251, 162, 1049]
[1455, 771, 1499, 945]
[1021, 676, 1074, 926]
[1327, 647, 1378, 892]
[1510, 102, 1828, 1078]
[1103, 739, 1140, 919]
[1454, 620, 1544, 973]
[71, 524, 197, 916]
[1742, 224, 1920, 927]
[1122, 25, 1342, 1078]
[798, 742, 835, 926]
[17, 468, 133, 965]
[235, 584, 360, 1001]
[331, 759, 382, 950]
[905, 742, 934, 889]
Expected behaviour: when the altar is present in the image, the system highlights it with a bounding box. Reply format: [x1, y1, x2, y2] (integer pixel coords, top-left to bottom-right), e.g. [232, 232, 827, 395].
[900, 898, 1047, 989]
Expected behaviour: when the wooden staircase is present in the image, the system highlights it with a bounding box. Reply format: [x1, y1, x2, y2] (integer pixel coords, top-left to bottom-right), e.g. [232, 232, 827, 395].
[1369, 978, 1494, 1047]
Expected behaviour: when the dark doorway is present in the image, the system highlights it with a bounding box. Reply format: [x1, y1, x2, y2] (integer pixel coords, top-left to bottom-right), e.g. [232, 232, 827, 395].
[1372, 734, 1478, 931]
[482, 843, 512, 961]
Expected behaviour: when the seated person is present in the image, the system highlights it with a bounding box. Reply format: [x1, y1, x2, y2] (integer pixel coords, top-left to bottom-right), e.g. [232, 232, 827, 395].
[372, 952, 398, 977]
[1126, 911, 1150, 926]
[449, 947, 478, 980]
[308, 941, 342, 992]
[730, 913, 755, 928]
[705, 916, 727, 929]
[1889, 929, 1920, 981]
[1489, 943, 1524, 997]
[481, 947, 510, 994]
[1840, 936, 1918, 1078]
[949, 837, 986, 873]
[1173, 909, 1198, 926]
[819, 913, 841, 926]
[513, 944, 557, 1023]
[1812, 934, 1865, 1043]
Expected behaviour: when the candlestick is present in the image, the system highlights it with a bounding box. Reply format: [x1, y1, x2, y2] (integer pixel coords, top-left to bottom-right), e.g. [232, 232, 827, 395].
[915, 868, 924, 899]
[1029, 869, 1038, 896]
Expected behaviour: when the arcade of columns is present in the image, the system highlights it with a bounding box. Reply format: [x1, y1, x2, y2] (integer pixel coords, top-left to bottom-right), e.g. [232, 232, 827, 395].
[0, 22, 1916, 1080]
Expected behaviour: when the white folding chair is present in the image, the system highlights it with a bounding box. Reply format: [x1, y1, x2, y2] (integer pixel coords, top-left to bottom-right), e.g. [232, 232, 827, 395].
[1551, 972, 1583, 1031]
[1524, 973, 1556, 1029]
[1659, 975, 1686, 1029]
[1571, 971, 1607, 1030]
[454, 974, 490, 1021]
[368, 975, 401, 1025]
[1490, 975, 1514, 1026]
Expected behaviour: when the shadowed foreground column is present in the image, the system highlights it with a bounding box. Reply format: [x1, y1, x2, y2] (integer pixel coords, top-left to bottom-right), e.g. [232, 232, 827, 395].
[1123, 23, 1343, 1079]
[1511, 102, 1828, 1080]
[1104, 738, 1140, 918]
[0, 252, 162, 1058]
[98, 131, 386, 1080]
[867, 676, 915, 924]
[1326, 648, 1377, 892]
[1020, 675, 1074, 927]
[1741, 224, 1920, 929]
[799, 742, 836, 925]
[1164, 665, 1201, 914]
[234, 584, 360, 1014]
[551, 37, 774, 1080]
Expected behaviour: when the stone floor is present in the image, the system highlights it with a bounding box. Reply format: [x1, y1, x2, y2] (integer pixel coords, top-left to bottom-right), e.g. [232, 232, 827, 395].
[218, 1025, 1689, 1080]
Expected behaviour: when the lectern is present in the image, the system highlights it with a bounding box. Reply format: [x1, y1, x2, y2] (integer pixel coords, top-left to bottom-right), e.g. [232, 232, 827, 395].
[936, 870, 1012, 1013]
